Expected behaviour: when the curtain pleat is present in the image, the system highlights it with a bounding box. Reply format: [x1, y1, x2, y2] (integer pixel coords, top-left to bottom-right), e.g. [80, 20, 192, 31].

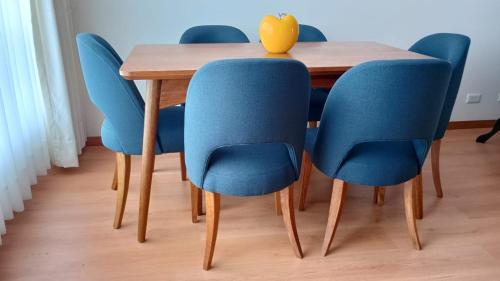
[32, 0, 81, 168]
[52, 0, 88, 153]
[0, 0, 83, 245]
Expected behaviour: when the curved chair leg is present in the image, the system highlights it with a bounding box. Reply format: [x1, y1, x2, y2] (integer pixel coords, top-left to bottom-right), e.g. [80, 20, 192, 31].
[431, 140, 444, 198]
[180, 152, 187, 181]
[299, 152, 313, 211]
[404, 178, 422, 250]
[198, 190, 204, 216]
[322, 179, 348, 256]
[280, 184, 303, 258]
[190, 182, 201, 223]
[373, 186, 386, 206]
[111, 161, 118, 190]
[414, 173, 423, 220]
[203, 191, 220, 271]
[275, 192, 282, 216]
[113, 153, 131, 229]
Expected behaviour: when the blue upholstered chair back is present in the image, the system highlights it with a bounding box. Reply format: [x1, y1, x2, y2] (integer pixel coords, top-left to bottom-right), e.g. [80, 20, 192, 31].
[298, 24, 327, 42]
[312, 60, 452, 179]
[409, 33, 470, 140]
[76, 33, 146, 154]
[185, 59, 310, 188]
[179, 25, 250, 44]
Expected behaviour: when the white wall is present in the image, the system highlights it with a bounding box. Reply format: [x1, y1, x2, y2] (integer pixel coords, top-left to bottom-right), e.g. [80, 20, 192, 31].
[68, 0, 500, 136]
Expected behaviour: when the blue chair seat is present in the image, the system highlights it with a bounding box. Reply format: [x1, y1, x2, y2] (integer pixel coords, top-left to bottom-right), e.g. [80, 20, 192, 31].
[101, 119, 122, 152]
[102, 106, 184, 155]
[336, 141, 421, 186]
[309, 88, 329, 121]
[203, 143, 297, 196]
[305, 127, 422, 186]
[157, 106, 185, 153]
[304, 128, 319, 153]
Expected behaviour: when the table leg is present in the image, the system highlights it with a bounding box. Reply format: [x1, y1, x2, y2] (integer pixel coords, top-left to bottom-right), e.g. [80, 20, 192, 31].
[138, 80, 162, 243]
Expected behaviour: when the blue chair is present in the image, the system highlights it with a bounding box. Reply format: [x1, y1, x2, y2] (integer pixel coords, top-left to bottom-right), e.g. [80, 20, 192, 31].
[298, 24, 329, 126]
[185, 59, 310, 270]
[179, 25, 249, 44]
[374, 34, 471, 216]
[410, 33, 471, 197]
[179, 25, 250, 220]
[298, 24, 327, 42]
[299, 60, 452, 255]
[76, 33, 187, 229]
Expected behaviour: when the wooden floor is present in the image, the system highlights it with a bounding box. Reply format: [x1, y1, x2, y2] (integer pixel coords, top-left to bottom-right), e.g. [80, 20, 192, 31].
[0, 129, 499, 280]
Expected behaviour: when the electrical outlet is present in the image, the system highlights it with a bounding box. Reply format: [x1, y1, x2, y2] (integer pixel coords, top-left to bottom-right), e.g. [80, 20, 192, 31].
[466, 93, 481, 104]
[497, 93, 500, 102]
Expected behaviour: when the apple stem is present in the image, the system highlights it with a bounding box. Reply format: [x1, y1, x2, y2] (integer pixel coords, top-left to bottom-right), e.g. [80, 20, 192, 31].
[278, 13, 287, 19]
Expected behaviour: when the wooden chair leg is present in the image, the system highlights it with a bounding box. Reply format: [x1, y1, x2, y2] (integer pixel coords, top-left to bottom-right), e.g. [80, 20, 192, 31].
[431, 140, 443, 198]
[308, 121, 318, 128]
[203, 191, 220, 271]
[280, 184, 303, 258]
[113, 153, 131, 229]
[111, 161, 118, 190]
[299, 152, 313, 211]
[190, 182, 200, 223]
[373, 186, 386, 206]
[198, 190, 204, 216]
[180, 152, 187, 181]
[321, 180, 348, 256]
[414, 173, 423, 219]
[275, 192, 282, 215]
[404, 178, 422, 250]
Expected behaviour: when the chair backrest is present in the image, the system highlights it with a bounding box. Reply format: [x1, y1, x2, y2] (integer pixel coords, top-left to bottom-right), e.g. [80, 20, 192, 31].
[298, 24, 327, 42]
[312, 59, 452, 178]
[76, 33, 147, 154]
[409, 33, 470, 140]
[179, 25, 250, 44]
[185, 59, 310, 187]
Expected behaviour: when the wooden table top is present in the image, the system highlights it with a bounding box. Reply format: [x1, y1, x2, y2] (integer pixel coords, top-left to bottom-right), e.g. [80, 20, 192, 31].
[120, 41, 431, 80]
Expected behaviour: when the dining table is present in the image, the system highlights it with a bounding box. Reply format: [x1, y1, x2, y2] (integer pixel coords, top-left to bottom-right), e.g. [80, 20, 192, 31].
[119, 41, 430, 242]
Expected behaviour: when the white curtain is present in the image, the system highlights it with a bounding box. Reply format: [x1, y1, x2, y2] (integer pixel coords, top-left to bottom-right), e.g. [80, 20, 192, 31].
[32, 0, 84, 166]
[0, 0, 85, 244]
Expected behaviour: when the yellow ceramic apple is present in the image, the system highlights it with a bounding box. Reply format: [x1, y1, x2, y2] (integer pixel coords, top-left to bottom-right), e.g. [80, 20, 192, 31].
[259, 13, 299, 54]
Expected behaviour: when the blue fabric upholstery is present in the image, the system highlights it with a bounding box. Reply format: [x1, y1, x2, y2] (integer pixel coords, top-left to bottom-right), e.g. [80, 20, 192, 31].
[297, 25, 329, 122]
[337, 141, 421, 186]
[307, 60, 452, 186]
[305, 129, 424, 186]
[203, 143, 297, 196]
[308, 89, 329, 121]
[178, 25, 250, 109]
[76, 33, 184, 155]
[304, 128, 319, 154]
[409, 33, 471, 140]
[101, 107, 184, 154]
[185, 59, 310, 196]
[298, 24, 328, 42]
[179, 25, 249, 44]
